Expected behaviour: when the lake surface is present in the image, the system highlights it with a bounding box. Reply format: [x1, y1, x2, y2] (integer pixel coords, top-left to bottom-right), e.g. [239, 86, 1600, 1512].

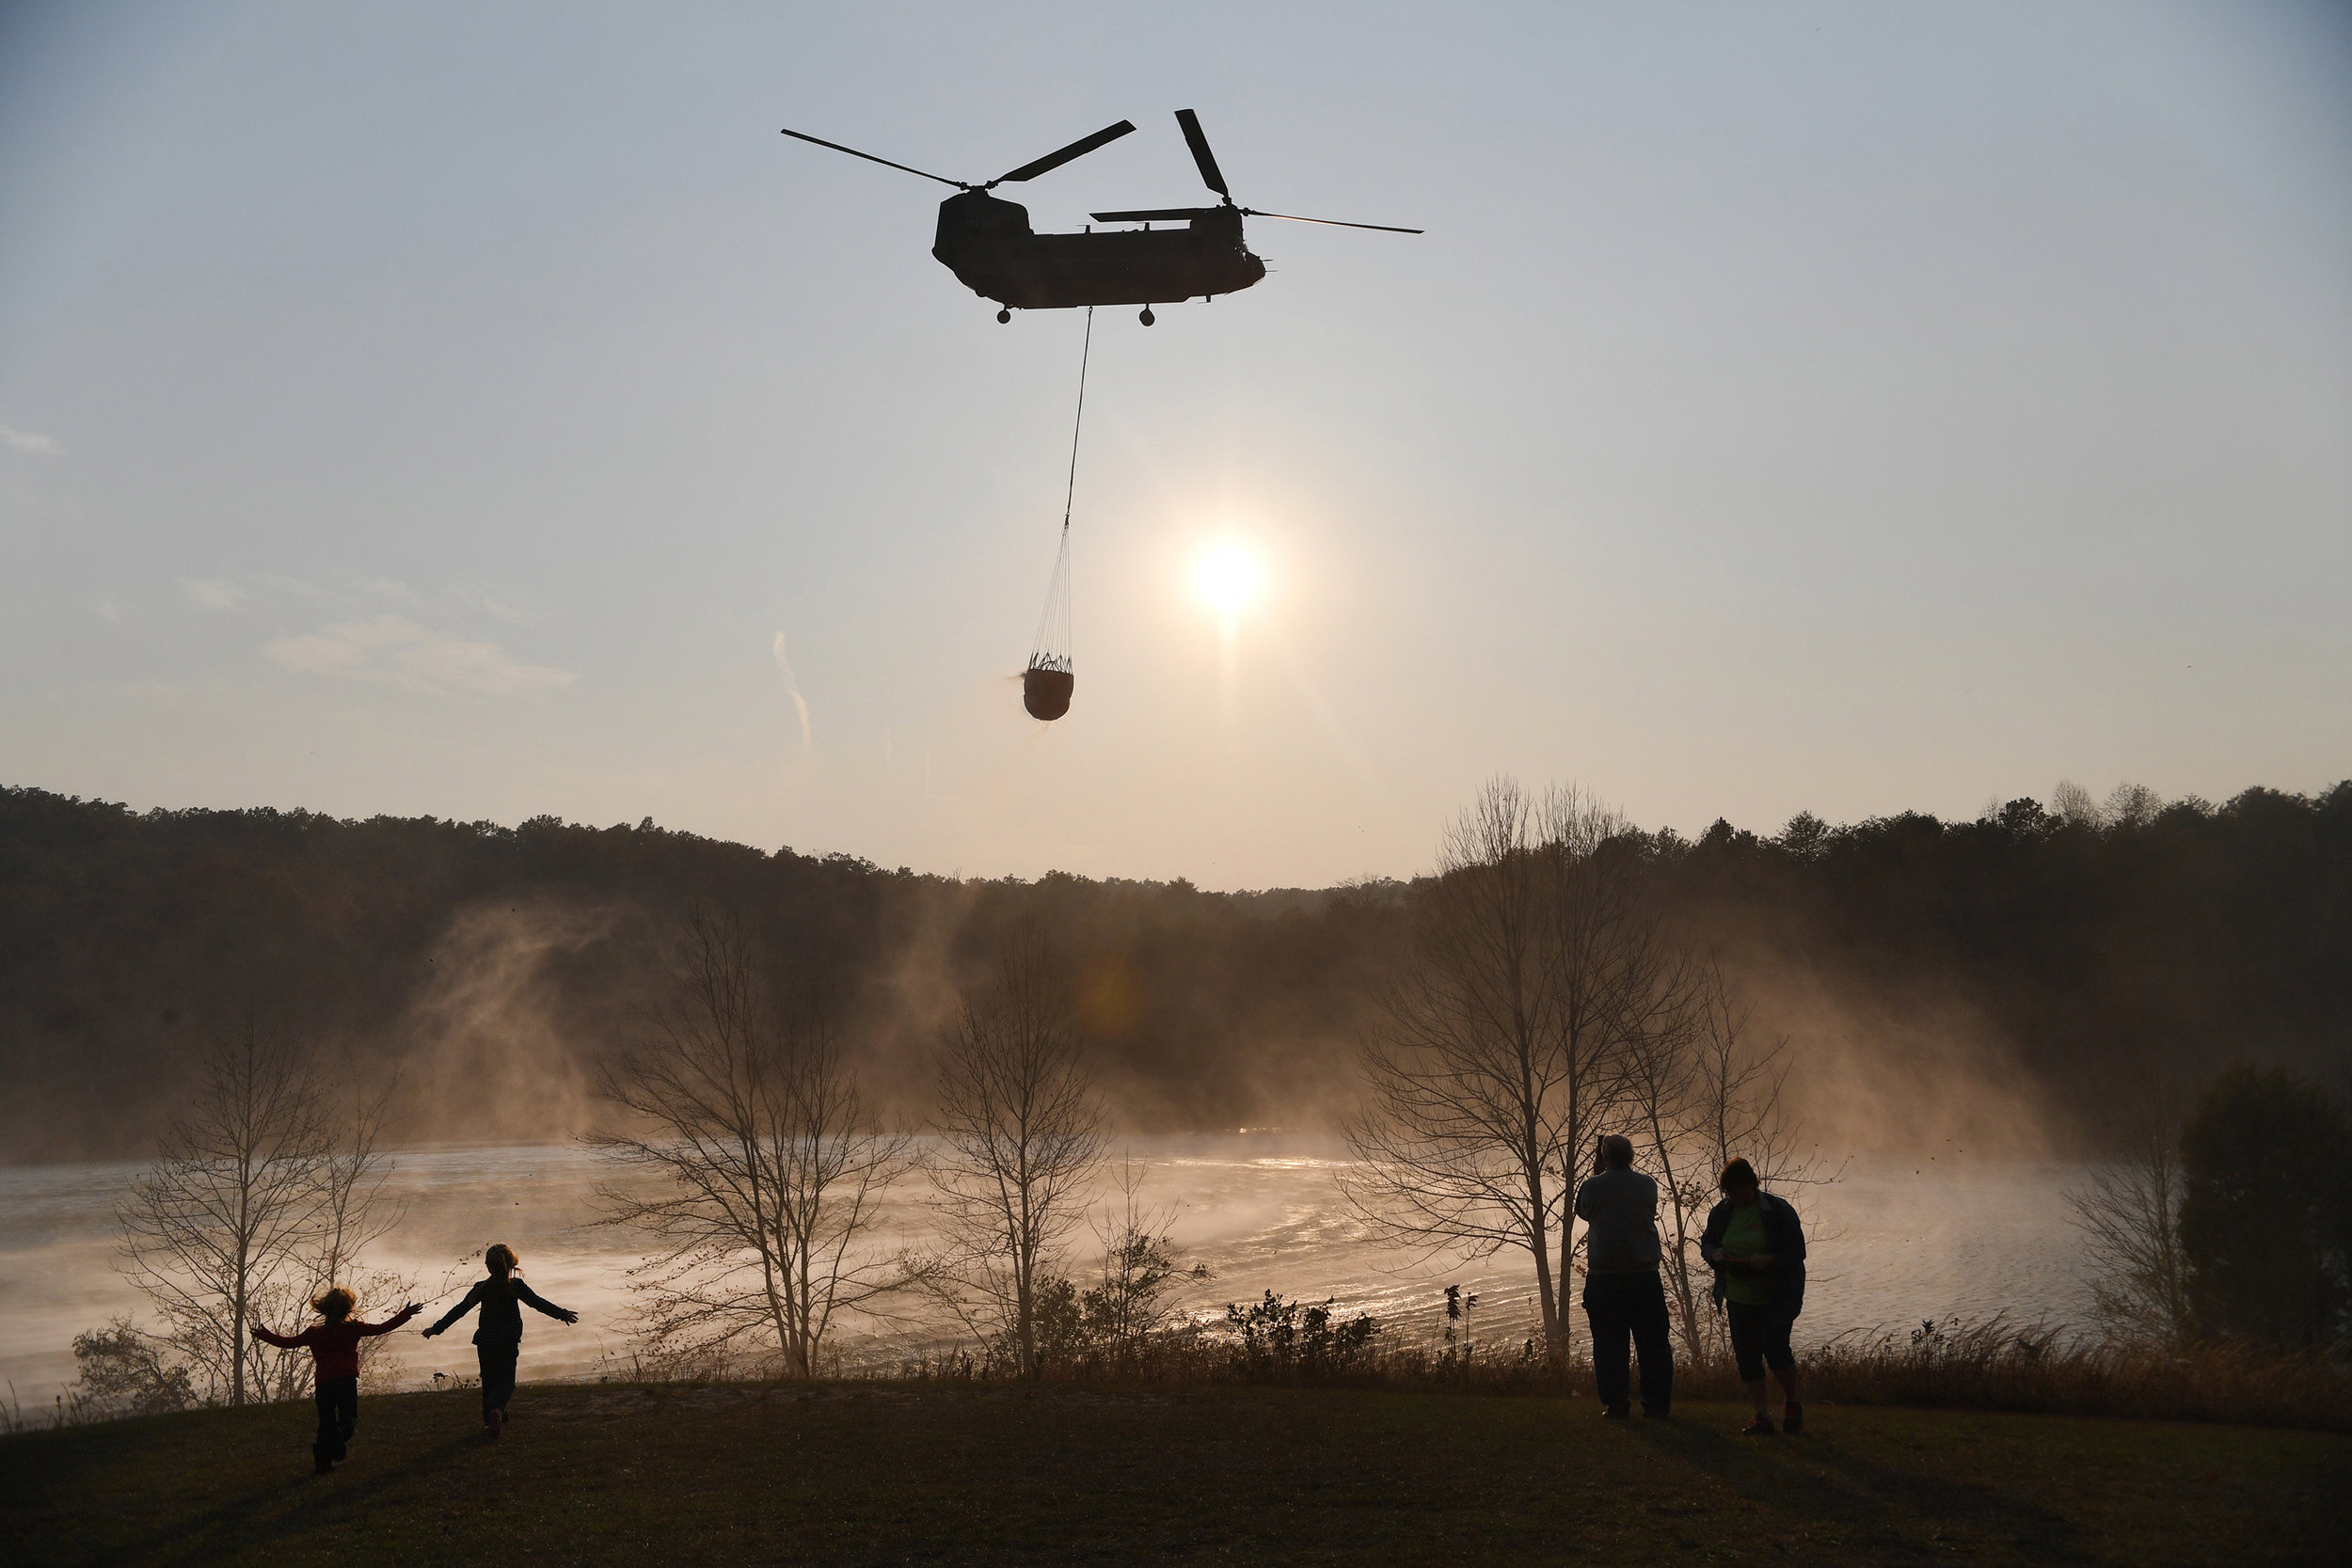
[0, 1136, 2095, 1411]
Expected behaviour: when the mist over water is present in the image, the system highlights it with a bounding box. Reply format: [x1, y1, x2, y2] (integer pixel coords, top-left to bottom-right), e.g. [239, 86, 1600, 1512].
[0, 1136, 2091, 1411]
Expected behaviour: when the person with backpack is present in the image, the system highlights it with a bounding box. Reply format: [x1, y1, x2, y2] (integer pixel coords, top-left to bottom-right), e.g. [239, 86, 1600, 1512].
[251, 1287, 421, 1473]
[1700, 1157, 1807, 1435]
[421, 1243, 578, 1436]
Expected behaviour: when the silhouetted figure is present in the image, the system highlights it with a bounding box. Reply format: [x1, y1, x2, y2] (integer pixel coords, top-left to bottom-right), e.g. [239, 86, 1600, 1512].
[251, 1287, 420, 1473]
[1573, 1133, 1674, 1418]
[421, 1243, 578, 1436]
[1701, 1157, 1807, 1434]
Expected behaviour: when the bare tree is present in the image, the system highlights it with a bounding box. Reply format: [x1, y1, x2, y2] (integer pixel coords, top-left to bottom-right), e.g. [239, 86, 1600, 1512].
[928, 942, 1106, 1378]
[118, 1027, 335, 1405]
[1613, 961, 1708, 1358]
[307, 1080, 405, 1290]
[2067, 1079, 2189, 1343]
[2103, 782, 2165, 830]
[590, 908, 916, 1378]
[306, 1078, 416, 1388]
[1559, 813, 1703, 1331]
[2052, 779, 2103, 829]
[1342, 781, 1648, 1367]
[1622, 963, 1823, 1361]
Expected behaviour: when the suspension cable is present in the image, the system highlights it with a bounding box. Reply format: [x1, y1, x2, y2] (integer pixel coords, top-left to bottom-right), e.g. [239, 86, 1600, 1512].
[1061, 306, 1094, 536]
[1027, 308, 1093, 673]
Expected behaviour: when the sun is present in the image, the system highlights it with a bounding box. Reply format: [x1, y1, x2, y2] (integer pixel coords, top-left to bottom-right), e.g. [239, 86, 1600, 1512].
[1197, 543, 1262, 617]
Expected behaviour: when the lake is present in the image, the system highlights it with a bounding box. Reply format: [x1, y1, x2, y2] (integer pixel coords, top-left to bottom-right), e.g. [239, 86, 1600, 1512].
[0, 1135, 2096, 1412]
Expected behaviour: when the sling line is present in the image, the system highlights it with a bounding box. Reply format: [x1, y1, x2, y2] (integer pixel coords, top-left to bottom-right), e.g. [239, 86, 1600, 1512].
[1026, 307, 1091, 674]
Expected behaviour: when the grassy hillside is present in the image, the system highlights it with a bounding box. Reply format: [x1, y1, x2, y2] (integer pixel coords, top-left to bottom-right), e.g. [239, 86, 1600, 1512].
[5, 1382, 2347, 1566]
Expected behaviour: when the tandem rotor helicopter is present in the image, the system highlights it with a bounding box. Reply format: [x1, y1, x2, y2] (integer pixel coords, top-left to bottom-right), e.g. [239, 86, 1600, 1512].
[778, 110, 1418, 722]
[780, 109, 1422, 325]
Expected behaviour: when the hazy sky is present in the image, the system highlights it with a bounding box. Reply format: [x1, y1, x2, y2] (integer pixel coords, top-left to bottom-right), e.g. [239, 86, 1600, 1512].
[4, 1, 2347, 888]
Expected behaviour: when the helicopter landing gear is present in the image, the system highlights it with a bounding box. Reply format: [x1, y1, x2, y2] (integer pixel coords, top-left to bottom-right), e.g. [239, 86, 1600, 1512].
[996, 308, 1011, 324]
[1138, 306, 1155, 325]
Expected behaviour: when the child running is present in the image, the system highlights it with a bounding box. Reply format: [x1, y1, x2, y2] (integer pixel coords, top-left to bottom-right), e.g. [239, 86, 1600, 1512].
[421, 1243, 578, 1437]
[251, 1288, 421, 1474]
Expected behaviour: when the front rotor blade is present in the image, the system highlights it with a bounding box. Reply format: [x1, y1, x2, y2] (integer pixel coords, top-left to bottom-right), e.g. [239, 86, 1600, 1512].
[1240, 207, 1423, 234]
[1174, 109, 1229, 198]
[780, 128, 967, 189]
[993, 120, 1137, 184]
[1089, 207, 1225, 222]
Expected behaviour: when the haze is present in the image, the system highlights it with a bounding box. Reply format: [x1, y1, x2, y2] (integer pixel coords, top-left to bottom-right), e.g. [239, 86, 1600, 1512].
[3, 1, 2347, 889]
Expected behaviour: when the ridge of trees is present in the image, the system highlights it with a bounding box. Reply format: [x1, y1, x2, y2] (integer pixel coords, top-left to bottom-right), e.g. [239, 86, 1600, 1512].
[2, 780, 2346, 1164]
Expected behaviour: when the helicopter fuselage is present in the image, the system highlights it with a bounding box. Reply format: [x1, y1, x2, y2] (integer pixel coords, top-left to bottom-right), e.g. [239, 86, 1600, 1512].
[931, 190, 1266, 310]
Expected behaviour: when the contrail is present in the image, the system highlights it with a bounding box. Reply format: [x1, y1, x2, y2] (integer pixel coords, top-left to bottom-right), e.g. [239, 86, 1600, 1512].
[772, 630, 812, 757]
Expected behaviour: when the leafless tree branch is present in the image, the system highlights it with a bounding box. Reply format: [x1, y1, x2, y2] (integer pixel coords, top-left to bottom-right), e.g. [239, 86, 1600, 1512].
[926, 938, 1106, 1378]
[588, 907, 920, 1378]
[116, 1025, 338, 1405]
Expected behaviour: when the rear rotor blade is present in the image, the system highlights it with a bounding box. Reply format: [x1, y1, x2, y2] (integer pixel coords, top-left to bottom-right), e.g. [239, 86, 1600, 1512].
[1090, 207, 1225, 222]
[780, 128, 967, 189]
[1174, 109, 1229, 198]
[993, 120, 1137, 185]
[1239, 207, 1423, 234]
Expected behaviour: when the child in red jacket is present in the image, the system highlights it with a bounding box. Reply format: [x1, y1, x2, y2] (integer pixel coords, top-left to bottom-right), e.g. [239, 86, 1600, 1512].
[253, 1287, 420, 1473]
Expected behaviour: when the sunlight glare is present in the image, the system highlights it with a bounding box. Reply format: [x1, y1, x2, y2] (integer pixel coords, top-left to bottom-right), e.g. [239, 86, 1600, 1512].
[1197, 543, 1263, 618]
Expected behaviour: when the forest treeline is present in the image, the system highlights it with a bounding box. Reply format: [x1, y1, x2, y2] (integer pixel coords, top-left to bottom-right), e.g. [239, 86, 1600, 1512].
[2, 780, 2347, 1164]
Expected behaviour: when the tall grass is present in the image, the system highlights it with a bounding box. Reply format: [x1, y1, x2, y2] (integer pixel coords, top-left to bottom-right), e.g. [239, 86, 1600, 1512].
[1790, 1317, 2351, 1431]
[18, 1309, 2344, 1434]
[888, 1313, 2351, 1431]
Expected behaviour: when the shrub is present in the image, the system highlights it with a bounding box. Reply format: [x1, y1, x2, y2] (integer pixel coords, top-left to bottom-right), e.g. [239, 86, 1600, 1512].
[2179, 1067, 2352, 1348]
[1223, 1292, 1379, 1382]
[67, 1319, 197, 1421]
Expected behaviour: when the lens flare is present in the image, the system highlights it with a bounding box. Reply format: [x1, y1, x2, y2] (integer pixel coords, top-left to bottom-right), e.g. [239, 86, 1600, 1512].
[1197, 544, 1262, 617]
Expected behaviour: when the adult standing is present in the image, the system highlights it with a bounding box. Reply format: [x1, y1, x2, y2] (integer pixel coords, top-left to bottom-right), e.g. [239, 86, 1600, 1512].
[1573, 1133, 1674, 1418]
[1701, 1157, 1807, 1434]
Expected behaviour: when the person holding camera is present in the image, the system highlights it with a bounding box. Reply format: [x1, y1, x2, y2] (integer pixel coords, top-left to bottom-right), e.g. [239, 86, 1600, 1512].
[1573, 1133, 1675, 1419]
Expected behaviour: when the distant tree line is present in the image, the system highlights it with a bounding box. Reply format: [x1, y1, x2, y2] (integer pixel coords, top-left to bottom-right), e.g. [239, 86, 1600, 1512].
[1660, 783, 2352, 1136]
[1, 778, 2346, 1164]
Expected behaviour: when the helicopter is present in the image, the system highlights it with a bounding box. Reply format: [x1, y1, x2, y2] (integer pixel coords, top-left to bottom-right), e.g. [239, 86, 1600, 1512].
[780, 110, 1421, 325]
